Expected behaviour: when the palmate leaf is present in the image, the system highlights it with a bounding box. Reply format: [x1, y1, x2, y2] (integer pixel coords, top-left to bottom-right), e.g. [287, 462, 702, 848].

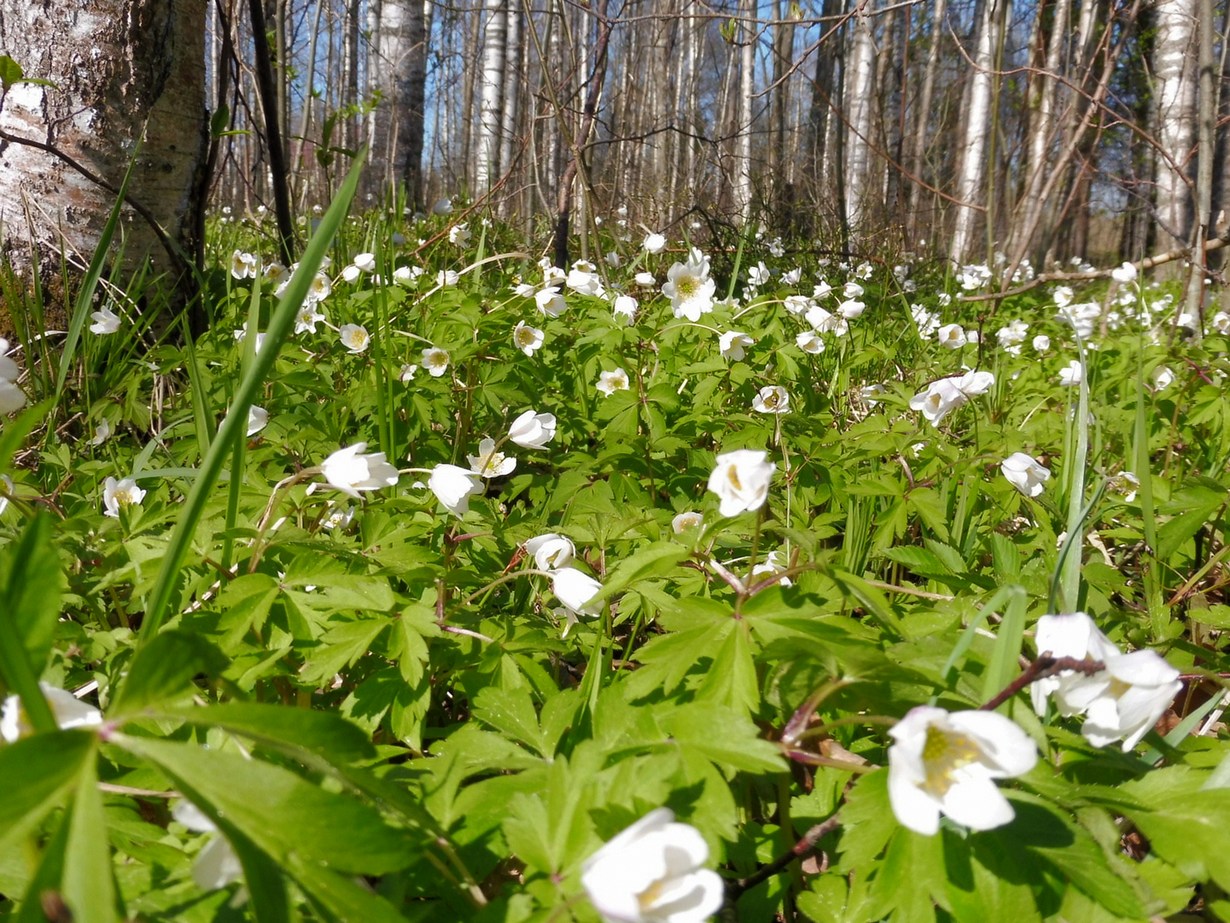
[114, 735, 419, 875]
[0, 730, 96, 853]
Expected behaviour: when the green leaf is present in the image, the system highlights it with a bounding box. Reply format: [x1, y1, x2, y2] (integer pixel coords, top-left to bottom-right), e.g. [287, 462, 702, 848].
[694, 622, 759, 717]
[657, 703, 784, 775]
[62, 760, 118, 923]
[0, 731, 96, 851]
[473, 685, 549, 757]
[159, 701, 377, 766]
[0, 515, 63, 733]
[587, 542, 688, 607]
[289, 856, 407, 923]
[0, 55, 23, 88]
[109, 630, 225, 717]
[115, 735, 418, 875]
[1, 512, 63, 674]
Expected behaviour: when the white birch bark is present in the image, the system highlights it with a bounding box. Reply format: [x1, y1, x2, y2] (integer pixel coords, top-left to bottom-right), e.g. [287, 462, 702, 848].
[949, 0, 1002, 263]
[0, 0, 207, 302]
[368, 0, 429, 206]
[844, 3, 876, 236]
[732, 0, 756, 223]
[1152, 0, 1198, 248]
[476, 0, 508, 196]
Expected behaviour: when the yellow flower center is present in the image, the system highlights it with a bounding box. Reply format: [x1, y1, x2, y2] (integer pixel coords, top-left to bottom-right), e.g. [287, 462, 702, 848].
[920, 725, 981, 798]
[726, 465, 743, 491]
[676, 274, 699, 298]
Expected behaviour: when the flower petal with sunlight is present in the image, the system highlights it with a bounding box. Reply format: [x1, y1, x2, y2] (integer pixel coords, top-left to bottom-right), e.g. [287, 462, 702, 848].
[1000, 452, 1050, 498]
[508, 410, 556, 449]
[581, 808, 724, 923]
[428, 464, 481, 517]
[707, 449, 775, 517]
[887, 706, 1037, 836]
[320, 443, 399, 498]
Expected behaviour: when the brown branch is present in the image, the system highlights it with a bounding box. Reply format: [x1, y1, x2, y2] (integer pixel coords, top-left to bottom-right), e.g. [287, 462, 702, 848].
[727, 815, 842, 901]
[961, 232, 1230, 302]
[980, 655, 1106, 713]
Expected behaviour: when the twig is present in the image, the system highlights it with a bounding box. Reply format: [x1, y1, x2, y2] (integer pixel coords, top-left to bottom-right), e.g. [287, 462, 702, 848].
[979, 655, 1106, 712]
[727, 815, 842, 901]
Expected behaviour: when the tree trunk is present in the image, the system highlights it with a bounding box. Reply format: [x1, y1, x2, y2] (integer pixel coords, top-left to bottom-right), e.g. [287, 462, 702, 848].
[476, 0, 508, 196]
[0, 0, 208, 321]
[368, 0, 429, 209]
[1152, 0, 1198, 253]
[844, 3, 876, 240]
[949, 0, 1002, 264]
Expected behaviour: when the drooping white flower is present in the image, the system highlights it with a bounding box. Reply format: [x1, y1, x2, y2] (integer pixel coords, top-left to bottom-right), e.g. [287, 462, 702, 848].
[1058, 359, 1083, 387]
[952, 369, 995, 397]
[90, 307, 122, 335]
[551, 566, 603, 616]
[750, 549, 792, 587]
[707, 449, 775, 517]
[449, 224, 471, 247]
[0, 683, 103, 742]
[508, 410, 556, 449]
[996, 320, 1028, 355]
[1111, 261, 1137, 284]
[909, 379, 966, 427]
[1031, 612, 1182, 751]
[428, 464, 482, 516]
[513, 321, 545, 357]
[1032, 334, 1050, 353]
[718, 331, 754, 361]
[103, 476, 146, 518]
[887, 706, 1038, 836]
[634, 271, 656, 287]
[422, 347, 451, 377]
[671, 510, 703, 533]
[321, 503, 355, 530]
[1001, 452, 1050, 498]
[1152, 366, 1175, 391]
[535, 286, 567, 317]
[567, 260, 604, 297]
[230, 250, 258, 280]
[172, 801, 244, 894]
[597, 368, 630, 396]
[89, 418, 112, 446]
[320, 443, 399, 498]
[837, 298, 865, 320]
[937, 324, 967, 350]
[747, 261, 772, 289]
[467, 437, 516, 478]
[399, 364, 418, 383]
[612, 294, 638, 325]
[432, 197, 453, 215]
[796, 330, 825, 355]
[663, 250, 716, 322]
[642, 232, 666, 254]
[246, 406, 269, 436]
[581, 808, 724, 923]
[525, 533, 575, 570]
[339, 324, 370, 354]
[436, 269, 459, 287]
[341, 263, 362, 283]
[752, 385, 790, 415]
[805, 305, 848, 337]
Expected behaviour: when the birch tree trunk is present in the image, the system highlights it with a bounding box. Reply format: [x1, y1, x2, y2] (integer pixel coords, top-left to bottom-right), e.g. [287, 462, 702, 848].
[844, 3, 876, 238]
[1152, 0, 1198, 252]
[732, 0, 756, 223]
[476, 0, 508, 196]
[368, 0, 429, 208]
[0, 0, 208, 314]
[949, 0, 1002, 263]
[905, 0, 946, 245]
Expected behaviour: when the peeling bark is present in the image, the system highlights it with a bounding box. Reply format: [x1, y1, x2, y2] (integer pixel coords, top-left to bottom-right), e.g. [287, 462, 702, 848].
[0, 0, 208, 316]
